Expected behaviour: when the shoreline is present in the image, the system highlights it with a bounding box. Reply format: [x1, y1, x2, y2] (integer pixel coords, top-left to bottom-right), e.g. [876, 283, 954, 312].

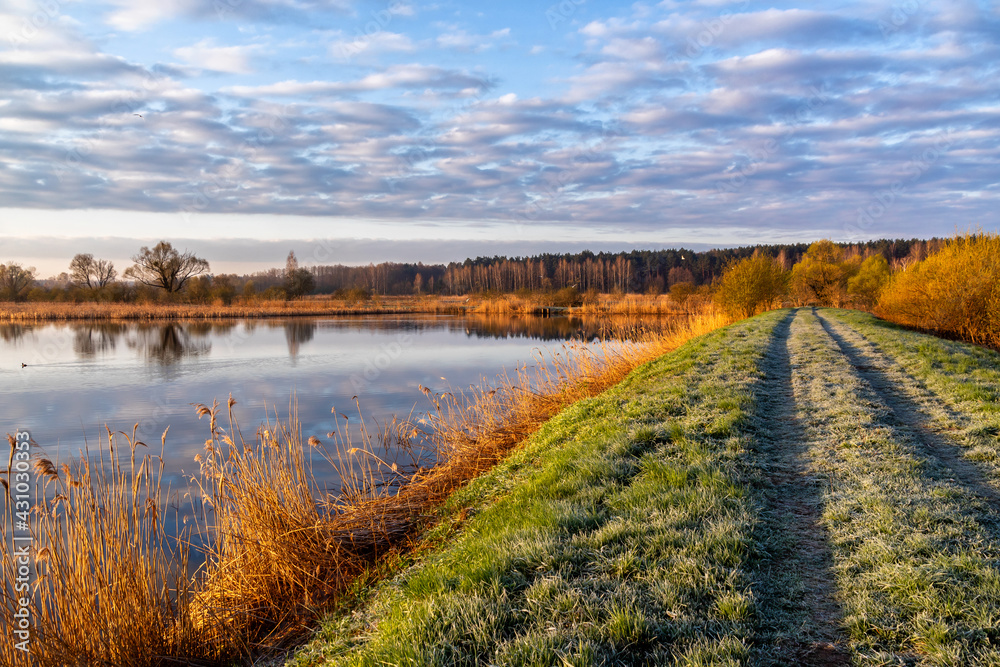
[0, 307, 728, 666]
[288, 308, 1000, 666]
[0, 294, 698, 322]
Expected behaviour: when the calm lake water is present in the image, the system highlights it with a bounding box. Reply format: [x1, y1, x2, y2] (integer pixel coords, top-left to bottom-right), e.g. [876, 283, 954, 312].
[1, 315, 623, 494]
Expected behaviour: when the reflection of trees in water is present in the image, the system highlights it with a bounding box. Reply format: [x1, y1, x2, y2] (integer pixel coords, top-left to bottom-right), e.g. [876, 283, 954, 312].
[461, 314, 678, 342]
[0, 324, 29, 343]
[313, 314, 679, 341]
[284, 321, 316, 359]
[72, 323, 127, 357]
[126, 323, 212, 365]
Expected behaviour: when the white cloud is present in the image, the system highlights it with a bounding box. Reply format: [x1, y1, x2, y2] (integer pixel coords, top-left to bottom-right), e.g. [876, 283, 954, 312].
[436, 27, 512, 52]
[223, 65, 493, 97]
[0, 0, 997, 245]
[104, 0, 198, 31]
[174, 40, 258, 74]
[328, 30, 416, 59]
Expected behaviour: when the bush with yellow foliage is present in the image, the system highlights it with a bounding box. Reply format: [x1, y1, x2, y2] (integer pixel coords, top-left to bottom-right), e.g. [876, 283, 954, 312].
[877, 233, 1000, 347]
[789, 240, 861, 307]
[847, 254, 891, 310]
[715, 253, 789, 319]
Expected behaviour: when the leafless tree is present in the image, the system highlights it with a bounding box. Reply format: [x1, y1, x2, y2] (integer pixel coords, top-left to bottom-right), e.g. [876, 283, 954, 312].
[69, 253, 117, 288]
[123, 241, 210, 292]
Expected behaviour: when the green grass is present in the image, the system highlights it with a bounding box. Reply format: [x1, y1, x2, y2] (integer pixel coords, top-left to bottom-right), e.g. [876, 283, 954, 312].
[822, 308, 1000, 484]
[288, 311, 797, 666]
[286, 308, 1000, 666]
[789, 309, 1000, 665]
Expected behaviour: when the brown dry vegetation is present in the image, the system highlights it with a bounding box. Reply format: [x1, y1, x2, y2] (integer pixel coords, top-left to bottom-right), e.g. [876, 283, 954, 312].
[1, 308, 730, 666]
[0, 297, 446, 321]
[0, 292, 702, 322]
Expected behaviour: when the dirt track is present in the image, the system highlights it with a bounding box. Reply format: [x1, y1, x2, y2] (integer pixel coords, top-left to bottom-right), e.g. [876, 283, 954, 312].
[750, 308, 1000, 665]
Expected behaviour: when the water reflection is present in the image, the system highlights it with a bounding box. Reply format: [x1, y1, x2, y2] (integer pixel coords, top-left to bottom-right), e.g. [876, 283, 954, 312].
[0, 313, 674, 368]
[126, 323, 212, 365]
[283, 321, 316, 360]
[0, 324, 28, 344]
[310, 313, 671, 341]
[2, 312, 683, 554]
[73, 323, 127, 358]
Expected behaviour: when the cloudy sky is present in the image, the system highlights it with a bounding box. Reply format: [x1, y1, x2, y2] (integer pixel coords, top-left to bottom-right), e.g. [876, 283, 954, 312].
[1, 0, 997, 276]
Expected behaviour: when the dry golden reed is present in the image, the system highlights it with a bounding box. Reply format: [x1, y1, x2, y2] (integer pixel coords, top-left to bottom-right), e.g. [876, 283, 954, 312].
[0, 297, 446, 322]
[0, 307, 730, 666]
[1, 428, 210, 667]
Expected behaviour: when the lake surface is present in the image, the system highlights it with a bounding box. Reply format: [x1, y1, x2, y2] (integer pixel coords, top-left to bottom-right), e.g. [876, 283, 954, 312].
[1, 315, 627, 494]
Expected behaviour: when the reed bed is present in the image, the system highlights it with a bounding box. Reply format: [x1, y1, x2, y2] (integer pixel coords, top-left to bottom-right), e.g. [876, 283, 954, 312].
[0, 293, 703, 322]
[468, 292, 699, 316]
[1, 307, 730, 666]
[0, 429, 211, 666]
[0, 297, 447, 322]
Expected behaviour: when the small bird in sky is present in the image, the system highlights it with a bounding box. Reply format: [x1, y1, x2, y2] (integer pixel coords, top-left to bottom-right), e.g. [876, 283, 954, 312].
[133, 113, 143, 118]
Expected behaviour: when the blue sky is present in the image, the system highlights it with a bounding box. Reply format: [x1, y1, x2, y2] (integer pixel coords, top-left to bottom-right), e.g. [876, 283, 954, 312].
[1, 0, 998, 276]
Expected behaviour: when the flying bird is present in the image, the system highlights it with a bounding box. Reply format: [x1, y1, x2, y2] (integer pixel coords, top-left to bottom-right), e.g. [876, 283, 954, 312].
[133, 113, 143, 118]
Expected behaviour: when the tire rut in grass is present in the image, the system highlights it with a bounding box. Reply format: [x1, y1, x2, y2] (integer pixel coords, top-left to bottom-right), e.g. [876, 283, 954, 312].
[815, 310, 1000, 513]
[751, 309, 851, 666]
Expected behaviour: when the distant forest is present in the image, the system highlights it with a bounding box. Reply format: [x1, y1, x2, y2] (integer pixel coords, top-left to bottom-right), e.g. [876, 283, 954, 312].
[247, 238, 944, 296]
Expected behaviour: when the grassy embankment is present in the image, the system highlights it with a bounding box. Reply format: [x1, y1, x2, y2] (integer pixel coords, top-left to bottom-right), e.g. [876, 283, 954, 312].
[0, 307, 727, 666]
[291, 308, 1000, 666]
[0, 294, 691, 322]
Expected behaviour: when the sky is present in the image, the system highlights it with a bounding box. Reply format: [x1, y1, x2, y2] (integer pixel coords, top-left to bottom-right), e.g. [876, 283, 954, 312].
[1, 0, 998, 277]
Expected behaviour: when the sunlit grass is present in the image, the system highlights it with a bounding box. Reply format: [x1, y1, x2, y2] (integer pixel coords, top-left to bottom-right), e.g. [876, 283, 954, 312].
[1, 307, 730, 665]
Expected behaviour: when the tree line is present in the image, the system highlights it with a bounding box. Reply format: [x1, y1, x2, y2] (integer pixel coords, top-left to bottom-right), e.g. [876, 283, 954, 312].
[1, 237, 943, 303]
[714, 233, 1000, 349]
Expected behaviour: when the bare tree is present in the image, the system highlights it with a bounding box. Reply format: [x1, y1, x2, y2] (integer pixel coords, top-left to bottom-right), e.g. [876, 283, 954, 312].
[283, 250, 315, 299]
[0, 262, 36, 301]
[123, 241, 210, 292]
[70, 253, 117, 288]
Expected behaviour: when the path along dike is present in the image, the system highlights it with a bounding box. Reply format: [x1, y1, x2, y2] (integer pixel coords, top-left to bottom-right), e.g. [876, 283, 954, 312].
[291, 308, 1000, 667]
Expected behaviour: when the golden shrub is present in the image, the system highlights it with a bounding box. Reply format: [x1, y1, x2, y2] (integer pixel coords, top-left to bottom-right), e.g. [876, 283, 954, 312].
[847, 254, 891, 310]
[877, 232, 1000, 347]
[789, 240, 861, 307]
[715, 253, 789, 319]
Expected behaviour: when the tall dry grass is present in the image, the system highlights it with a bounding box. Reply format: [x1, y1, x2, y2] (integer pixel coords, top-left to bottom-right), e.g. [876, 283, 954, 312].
[876, 232, 1000, 347]
[469, 292, 699, 316]
[0, 298, 442, 322]
[1, 293, 700, 322]
[0, 428, 215, 666]
[1, 307, 731, 665]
